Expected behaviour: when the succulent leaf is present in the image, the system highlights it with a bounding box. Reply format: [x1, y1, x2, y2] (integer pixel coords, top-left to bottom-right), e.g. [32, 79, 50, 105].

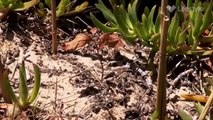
[178, 30, 187, 46]
[174, 27, 181, 48]
[119, 5, 132, 29]
[193, 12, 202, 37]
[2, 70, 21, 107]
[141, 14, 149, 36]
[175, 0, 184, 22]
[90, 13, 117, 33]
[64, 1, 88, 16]
[19, 61, 29, 105]
[199, 2, 213, 35]
[95, 0, 116, 24]
[28, 64, 41, 104]
[44, 0, 51, 8]
[143, 6, 150, 17]
[168, 13, 179, 45]
[148, 5, 156, 34]
[194, 102, 204, 116]
[128, 0, 138, 29]
[114, 6, 134, 36]
[135, 22, 149, 40]
[178, 109, 193, 120]
[154, 13, 161, 33]
[12, 0, 40, 11]
[187, 0, 192, 9]
[56, 0, 70, 17]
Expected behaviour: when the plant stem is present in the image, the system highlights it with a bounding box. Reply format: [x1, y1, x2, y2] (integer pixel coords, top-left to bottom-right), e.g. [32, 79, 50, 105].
[155, 0, 169, 119]
[198, 87, 213, 120]
[51, 0, 57, 54]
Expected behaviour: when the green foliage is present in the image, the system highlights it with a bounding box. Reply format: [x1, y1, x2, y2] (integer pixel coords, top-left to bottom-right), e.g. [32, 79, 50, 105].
[1, 61, 41, 109]
[91, 0, 163, 53]
[0, 0, 40, 11]
[44, 0, 88, 17]
[178, 109, 193, 120]
[93, 0, 194, 55]
[91, 0, 213, 55]
[91, 0, 154, 44]
[186, 0, 213, 52]
[167, 13, 187, 53]
[194, 102, 204, 116]
[0, 0, 40, 20]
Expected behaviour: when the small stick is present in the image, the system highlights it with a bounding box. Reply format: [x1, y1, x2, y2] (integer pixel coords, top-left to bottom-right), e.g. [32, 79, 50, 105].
[171, 68, 194, 86]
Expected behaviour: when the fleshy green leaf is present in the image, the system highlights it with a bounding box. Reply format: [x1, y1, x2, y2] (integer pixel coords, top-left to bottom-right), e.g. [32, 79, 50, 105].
[2, 70, 21, 106]
[175, 0, 184, 22]
[19, 61, 29, 105]
[203, 50, 213, 56]
[199, 2, 213, 35]
[64, 1, 88, 16]
[144, 6, 150, 17]
[27, 64, 41, 104]
[178, 30, 187, 46]
[148, 5, 156, 34]
[187, 0, 192, 8]
[168, 13, 179, 44]
[150, 33, 160, 41]
[12, 0, 40, 11]
[114, 6, 135, 36]
[124, 35, 137, 43]
[119, 5, 132, 29]
[141, 14, 149, 37]
[155, 13, 161, 33]
[74, 1, 88, 12]
[90, 13, 117, 33]
[193, 12, 202, 37]
[174, 27, 181, 48]
[178, 109, 193, 120]
[187, 29, 194, 46]
[135, 22, 150, 40]
[56, 0, 70, 17]
[204, 87, 211, 96]
[127, 0, 138, 30]
[95, 0, 116, 24]
[45, 0, 51, 8]
[194, 102, 204, 116]
[0, 0, 13, 8]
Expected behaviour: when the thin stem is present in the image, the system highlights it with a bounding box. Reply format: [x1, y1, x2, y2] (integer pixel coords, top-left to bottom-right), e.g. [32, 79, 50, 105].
[198, 87, 213, 120]
[155, 0, 169, 119]
[51, 0, 57, 54]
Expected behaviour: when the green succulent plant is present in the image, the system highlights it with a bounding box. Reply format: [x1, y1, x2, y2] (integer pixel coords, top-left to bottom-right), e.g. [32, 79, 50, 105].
[90, 0, 163, 73]
[0, 0, 40, 20]
[91, 0, 213, 56]
[1, 61, 41, 109]
[186, 0, 213, 53]
[90, 0, 142, 43]
[90, 0, 176, 52]
[167, 13, 187, 53]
